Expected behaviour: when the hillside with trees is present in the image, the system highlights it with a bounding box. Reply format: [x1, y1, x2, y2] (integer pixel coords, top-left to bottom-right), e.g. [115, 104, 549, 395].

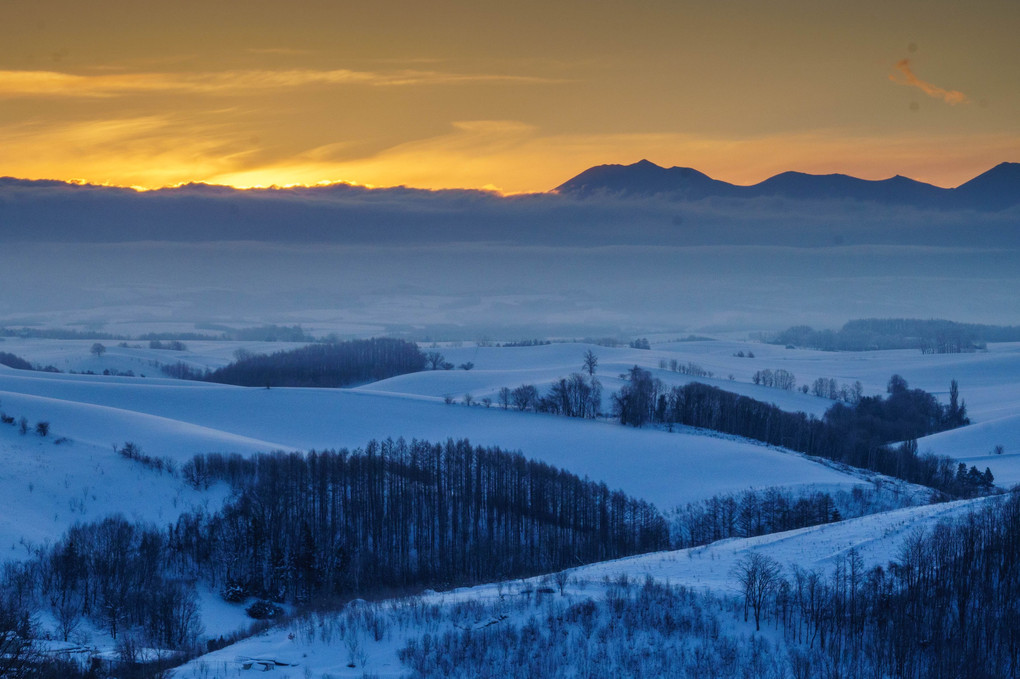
[609, 368, 982, 496]
[771, 318, 1020, 352]
[200, 338, 426, 387]
[0, 438, 668, 671]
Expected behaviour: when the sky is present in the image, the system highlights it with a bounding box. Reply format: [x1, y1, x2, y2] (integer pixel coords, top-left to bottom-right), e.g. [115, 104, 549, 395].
[1, 1, 1017, 193]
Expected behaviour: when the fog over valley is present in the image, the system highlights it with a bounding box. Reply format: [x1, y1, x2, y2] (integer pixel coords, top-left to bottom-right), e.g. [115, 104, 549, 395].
[2, 172, 1017, 336]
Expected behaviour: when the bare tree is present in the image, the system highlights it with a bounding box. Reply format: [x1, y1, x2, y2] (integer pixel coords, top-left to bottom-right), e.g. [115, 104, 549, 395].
[511, 384, 539, 411]
[733, 552, 783, 631]
[554, 569, 570, 595]
[90, 342, 106, 358]
[582, 350, 598, 377]
[0, 596, 36, 679]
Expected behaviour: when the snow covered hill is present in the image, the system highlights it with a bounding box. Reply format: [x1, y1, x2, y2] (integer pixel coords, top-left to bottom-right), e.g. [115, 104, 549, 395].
[2, 335, 1016, 672]
[3, 335, 1016, 552]
[0, 364, 866, 551]
[170, 494, 999, 678]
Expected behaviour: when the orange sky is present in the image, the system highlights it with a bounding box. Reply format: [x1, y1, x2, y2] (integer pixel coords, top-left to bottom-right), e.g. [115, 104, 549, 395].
[1, 1, 1017, 192]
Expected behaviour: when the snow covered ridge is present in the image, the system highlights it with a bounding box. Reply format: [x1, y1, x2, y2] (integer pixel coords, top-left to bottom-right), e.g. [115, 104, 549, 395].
[171, 494, 1014, 678]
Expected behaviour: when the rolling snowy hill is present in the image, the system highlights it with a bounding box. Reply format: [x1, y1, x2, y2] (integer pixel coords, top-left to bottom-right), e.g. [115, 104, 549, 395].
[169, 494, 999, 678]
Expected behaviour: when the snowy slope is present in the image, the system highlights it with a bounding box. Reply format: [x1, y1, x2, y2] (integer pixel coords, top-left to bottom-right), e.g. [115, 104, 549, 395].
[0, 338, 306, 377]
[170, 495, 998, 679]
[4, 335, 1016, 552]
[7, 337, 1016, 423]
[3, 336, 1014, 671]
[0, 412, 229, 554]
[0, 366, 865, 520]
[918, 416, 1020, 487]
[358, 341, 835, 416]
[574, 495, 998, 594]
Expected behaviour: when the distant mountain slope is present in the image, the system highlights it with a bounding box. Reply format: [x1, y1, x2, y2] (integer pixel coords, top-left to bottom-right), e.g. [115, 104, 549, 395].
[551, 159, 743, 200]
[952, 162, 1020, 211]
[555, 160, 1019, 210]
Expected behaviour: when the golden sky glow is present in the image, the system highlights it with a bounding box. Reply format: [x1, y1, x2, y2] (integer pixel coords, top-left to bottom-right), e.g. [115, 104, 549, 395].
[1, 1, 1017, 192]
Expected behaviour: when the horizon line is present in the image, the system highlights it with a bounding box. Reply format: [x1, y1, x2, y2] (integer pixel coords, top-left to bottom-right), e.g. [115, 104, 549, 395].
[3, 159, 1014, 195]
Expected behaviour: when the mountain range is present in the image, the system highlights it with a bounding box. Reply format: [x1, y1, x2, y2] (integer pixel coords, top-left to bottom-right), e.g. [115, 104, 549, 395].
[555, 160, 1020, 211]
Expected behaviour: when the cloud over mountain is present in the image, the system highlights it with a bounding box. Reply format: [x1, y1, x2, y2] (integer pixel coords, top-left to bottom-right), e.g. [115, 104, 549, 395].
[1, 163, 1017, 334]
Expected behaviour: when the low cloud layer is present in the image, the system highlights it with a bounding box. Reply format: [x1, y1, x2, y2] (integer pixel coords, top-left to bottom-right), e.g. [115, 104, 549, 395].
[0, 181, 1016, 335]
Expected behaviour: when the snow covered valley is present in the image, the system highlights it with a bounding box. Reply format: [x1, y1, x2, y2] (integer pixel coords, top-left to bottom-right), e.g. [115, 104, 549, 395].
[1, 335, 1017, 677]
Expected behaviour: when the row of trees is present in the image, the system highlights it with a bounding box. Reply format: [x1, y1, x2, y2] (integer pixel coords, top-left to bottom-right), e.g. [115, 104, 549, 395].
[811, 376, 864, 402]
[0, 352, 33, 370]
[825, 375, 968, 445]
[669, 488, 846, 548]
[489, 350, 602, 418]
[770, 318, 1020, 352]
[0, 438, 669, 669]
[496, 375, 603, 418]
[612, 368, 980, 495]
[177, 439, 668, 603]
[0, 352, 58, 372]
[172, 338, 427, 387]
[657, 358, 714, 378]
[752, 368, 797, 390]
[737, 492, 1020, 678]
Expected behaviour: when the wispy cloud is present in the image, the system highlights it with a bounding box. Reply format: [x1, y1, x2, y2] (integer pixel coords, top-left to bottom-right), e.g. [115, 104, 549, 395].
[4, 110, 1016, 193]
[207, 124, 1020, 193]
[0, 114, 255, 187]
[0, 68, 563, 98]
[888, 59, 968, 105]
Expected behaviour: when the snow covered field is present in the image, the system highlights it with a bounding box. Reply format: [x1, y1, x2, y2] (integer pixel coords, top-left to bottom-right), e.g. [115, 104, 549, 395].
[2, 336, 1017, 552]
[0, 362, 865, 551]
[1, 334, 1017, 666]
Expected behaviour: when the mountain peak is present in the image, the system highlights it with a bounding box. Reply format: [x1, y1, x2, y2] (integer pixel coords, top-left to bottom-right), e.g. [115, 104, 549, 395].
[555, 161, 731, 198]
[952, 162, 1020, 210]
[554, 162, 1018, 210]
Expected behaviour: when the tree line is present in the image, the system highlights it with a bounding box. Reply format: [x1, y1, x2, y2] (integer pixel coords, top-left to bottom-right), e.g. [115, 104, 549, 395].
[738, 492, 1020, 678]
[0, 351, 33, 370]
[177, 438, 668, 603]
[164, 337, 426, 387]
[0, 438, 668, 670]
[769, 318, 1020, 352]
[612, 368, 984, 496]
[668, 487, 848, 549]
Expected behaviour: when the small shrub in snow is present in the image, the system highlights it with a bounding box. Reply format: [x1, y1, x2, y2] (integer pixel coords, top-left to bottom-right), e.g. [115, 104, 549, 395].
[221, 581, 248, 603]
[116, 442, 176, 474]
[246, 599, 284, 620]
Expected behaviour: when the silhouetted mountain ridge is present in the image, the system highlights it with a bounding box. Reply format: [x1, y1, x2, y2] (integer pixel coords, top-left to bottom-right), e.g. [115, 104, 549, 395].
[555, 160, 1020, 210]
